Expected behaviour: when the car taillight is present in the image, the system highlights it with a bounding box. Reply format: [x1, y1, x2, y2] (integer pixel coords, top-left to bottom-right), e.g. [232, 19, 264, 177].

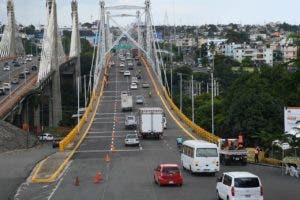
[260, 186, 263, 196]
[231, 187, 235, 196]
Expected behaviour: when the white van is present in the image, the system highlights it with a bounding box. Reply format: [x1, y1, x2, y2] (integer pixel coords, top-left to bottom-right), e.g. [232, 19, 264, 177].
[216, 172, 263, 200]
[181, 140, 219, 174]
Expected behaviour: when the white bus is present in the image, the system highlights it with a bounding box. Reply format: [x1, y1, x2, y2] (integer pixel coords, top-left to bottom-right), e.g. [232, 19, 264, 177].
[181, 140, 219, 175]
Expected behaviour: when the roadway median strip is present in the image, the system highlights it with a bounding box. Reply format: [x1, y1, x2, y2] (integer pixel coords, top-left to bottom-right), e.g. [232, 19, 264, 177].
[31, 56, 111, 183]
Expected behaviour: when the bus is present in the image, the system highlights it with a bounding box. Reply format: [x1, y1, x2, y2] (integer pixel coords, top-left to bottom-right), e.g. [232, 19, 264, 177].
[181, 140, 219, 175]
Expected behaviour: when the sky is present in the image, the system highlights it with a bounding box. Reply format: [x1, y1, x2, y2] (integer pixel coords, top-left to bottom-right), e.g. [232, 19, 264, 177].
[0, 0, 300, 27]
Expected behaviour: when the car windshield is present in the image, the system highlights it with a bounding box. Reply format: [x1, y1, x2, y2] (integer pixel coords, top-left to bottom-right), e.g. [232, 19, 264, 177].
[126, 134, 137, 139]
[127, 116, 134, 120]
[234, 177, 260, 188]
[162, 167, 180, 174]
[196, 148, 218, 157]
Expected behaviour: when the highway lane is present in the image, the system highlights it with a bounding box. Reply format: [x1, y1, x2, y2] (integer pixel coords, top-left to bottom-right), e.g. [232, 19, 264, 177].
[15, 54, 300, 200]
[0, 57, 39, 102]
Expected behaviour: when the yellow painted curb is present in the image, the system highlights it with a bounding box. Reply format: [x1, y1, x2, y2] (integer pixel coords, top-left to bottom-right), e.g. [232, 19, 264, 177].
[31, 56, 111, 183]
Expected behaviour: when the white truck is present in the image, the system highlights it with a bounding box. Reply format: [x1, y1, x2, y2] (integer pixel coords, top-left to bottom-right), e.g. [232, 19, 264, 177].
[121, 95, 133, 111]
[138, 107, 164, 139]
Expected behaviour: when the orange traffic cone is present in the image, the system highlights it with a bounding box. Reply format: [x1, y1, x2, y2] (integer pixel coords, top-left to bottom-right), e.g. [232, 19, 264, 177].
[94, 172, 103, 184]
[105, 153, 110, 162]
[112, 132, 115, 138]
[75, 176, 79, 186]
[111, 145, 116, 152]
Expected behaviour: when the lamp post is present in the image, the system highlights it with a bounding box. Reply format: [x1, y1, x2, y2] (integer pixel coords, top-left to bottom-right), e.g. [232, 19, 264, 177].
[177, 73, 182, 112]
[191, 74, 194, 123]
[208, 55, 215, 135]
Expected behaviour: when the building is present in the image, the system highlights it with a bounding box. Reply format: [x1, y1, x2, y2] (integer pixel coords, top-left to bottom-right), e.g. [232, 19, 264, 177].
[250, 34, 267, 41]
[233, 47, 273, 66]
[223, 43, 242, 57]
[175, 37, 196, 47]
[282, 45, 297, 62]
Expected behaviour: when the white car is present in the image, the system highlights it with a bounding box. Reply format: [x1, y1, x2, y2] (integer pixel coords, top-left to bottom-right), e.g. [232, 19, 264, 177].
[216, 172, 263, 200]
[130, 82, 138, 90]
[125, 134, 139, 146]
[3, 83, 11, 90]
[124, 70, 131, 76]
[3, 66, 10, 71]
[39, 133, 54, 141]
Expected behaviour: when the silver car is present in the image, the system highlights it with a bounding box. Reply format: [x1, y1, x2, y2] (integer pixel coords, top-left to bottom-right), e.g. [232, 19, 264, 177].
[136, 95, 144, 104]
[125, 134, 139, 146]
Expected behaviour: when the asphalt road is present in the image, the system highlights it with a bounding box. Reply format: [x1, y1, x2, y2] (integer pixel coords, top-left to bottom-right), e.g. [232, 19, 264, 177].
[0, 57, 39, 102]
[15, 54, 300, 200]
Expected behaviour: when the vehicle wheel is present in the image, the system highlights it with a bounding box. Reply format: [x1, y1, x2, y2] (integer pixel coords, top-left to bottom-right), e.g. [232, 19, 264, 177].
[216, 191, 222, 200]
[178, 183, 182, 187]
[227, 196, 230, 200]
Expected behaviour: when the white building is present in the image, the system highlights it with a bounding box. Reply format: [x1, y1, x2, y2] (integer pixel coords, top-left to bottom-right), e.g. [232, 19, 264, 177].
[233, 47, 273, 66]
[175, 37, 196, 47]
[282, 45, 297, 62]
[223, 43, 242, 57]
[250, 33, 267, 41]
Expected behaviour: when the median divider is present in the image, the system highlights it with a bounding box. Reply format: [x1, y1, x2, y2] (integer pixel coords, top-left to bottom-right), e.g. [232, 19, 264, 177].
[31, 55, 111, 183]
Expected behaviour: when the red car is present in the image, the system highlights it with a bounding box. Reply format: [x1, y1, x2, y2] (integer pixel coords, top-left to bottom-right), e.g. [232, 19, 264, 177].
[154, 164, 183, 186]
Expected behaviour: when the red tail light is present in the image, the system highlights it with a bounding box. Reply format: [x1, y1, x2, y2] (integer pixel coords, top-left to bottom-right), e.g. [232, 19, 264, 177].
[231, 187, 235, 196]
[260, 186, 263, 196]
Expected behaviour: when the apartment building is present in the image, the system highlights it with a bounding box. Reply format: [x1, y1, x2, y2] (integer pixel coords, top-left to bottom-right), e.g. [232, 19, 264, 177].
[233, 47, 273, 66]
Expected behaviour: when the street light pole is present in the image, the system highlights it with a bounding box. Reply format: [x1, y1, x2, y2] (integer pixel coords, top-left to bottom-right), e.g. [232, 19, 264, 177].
[84, 75, 87, 108]
[211, 56, 215, 135]
[191, 74, 194, 123]
[177, 73, 183, 112]
[77, 76, 80, 133]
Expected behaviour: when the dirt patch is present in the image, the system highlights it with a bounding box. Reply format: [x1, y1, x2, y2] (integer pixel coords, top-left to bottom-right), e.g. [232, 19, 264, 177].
[0, 120, 37, 153]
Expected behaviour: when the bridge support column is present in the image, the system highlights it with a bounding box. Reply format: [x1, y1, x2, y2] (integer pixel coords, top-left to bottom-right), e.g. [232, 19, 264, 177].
[51, 70, 62, 127]
[73, 56, 81, 93]
[34, 104, 41, 134]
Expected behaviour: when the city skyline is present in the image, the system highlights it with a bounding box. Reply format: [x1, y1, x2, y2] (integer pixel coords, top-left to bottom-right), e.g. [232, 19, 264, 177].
[0, 0, 300, 27]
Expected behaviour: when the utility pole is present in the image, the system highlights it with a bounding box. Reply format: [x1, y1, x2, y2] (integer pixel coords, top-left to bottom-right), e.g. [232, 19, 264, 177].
[191, 74, 194, 123]
[77, 76, 80, 133]
[84, 75, 87, 107]
[177, 73, 183, 112]
[211, 56, 215, 135]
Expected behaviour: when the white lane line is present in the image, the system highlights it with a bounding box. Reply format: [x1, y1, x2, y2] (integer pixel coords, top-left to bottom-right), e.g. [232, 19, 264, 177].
[96, 112, 125, 115]
[85, 136, 122, 139]
[76, 149, 144, 153]
[88, 130, 133, 134]
[47, 161, 73, 200]
[92, 122, 114, 124]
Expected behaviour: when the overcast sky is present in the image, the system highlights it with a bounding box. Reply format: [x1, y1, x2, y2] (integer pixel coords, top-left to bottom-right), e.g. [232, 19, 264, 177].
[0, 0, 299, 27]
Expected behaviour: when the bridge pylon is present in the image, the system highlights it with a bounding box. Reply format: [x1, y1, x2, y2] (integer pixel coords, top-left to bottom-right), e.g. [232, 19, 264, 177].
[0, 0, 25, 58]
[37, 0, 65, 127]
[70, 0, 82, 92]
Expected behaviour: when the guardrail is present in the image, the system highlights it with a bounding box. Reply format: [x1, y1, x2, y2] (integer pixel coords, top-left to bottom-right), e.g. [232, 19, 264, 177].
[59, 55, 111, 151]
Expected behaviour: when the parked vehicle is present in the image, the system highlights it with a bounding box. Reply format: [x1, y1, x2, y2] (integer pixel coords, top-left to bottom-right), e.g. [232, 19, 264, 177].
[218, 136, 247, 166]
[138, 107, 164, 139]
[125, 115, 137, 129]
[3, 66, 10, 71]
[11, 78, 19, 84]
[181, 140, 219, 175]
[0, 87, 6, 95]
[19, 73, 25, 79]
[154, 164, 183, 186]
[3, 83, 11, 90]
[216, 172, 263, 200]
[124, 134, 139, 146]
[121, 94, 133, 111]
[39, 133, 54, 141]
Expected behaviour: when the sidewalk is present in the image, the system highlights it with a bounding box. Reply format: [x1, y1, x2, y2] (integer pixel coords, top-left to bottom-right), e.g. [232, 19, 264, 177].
[0, 144, 55, 199]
